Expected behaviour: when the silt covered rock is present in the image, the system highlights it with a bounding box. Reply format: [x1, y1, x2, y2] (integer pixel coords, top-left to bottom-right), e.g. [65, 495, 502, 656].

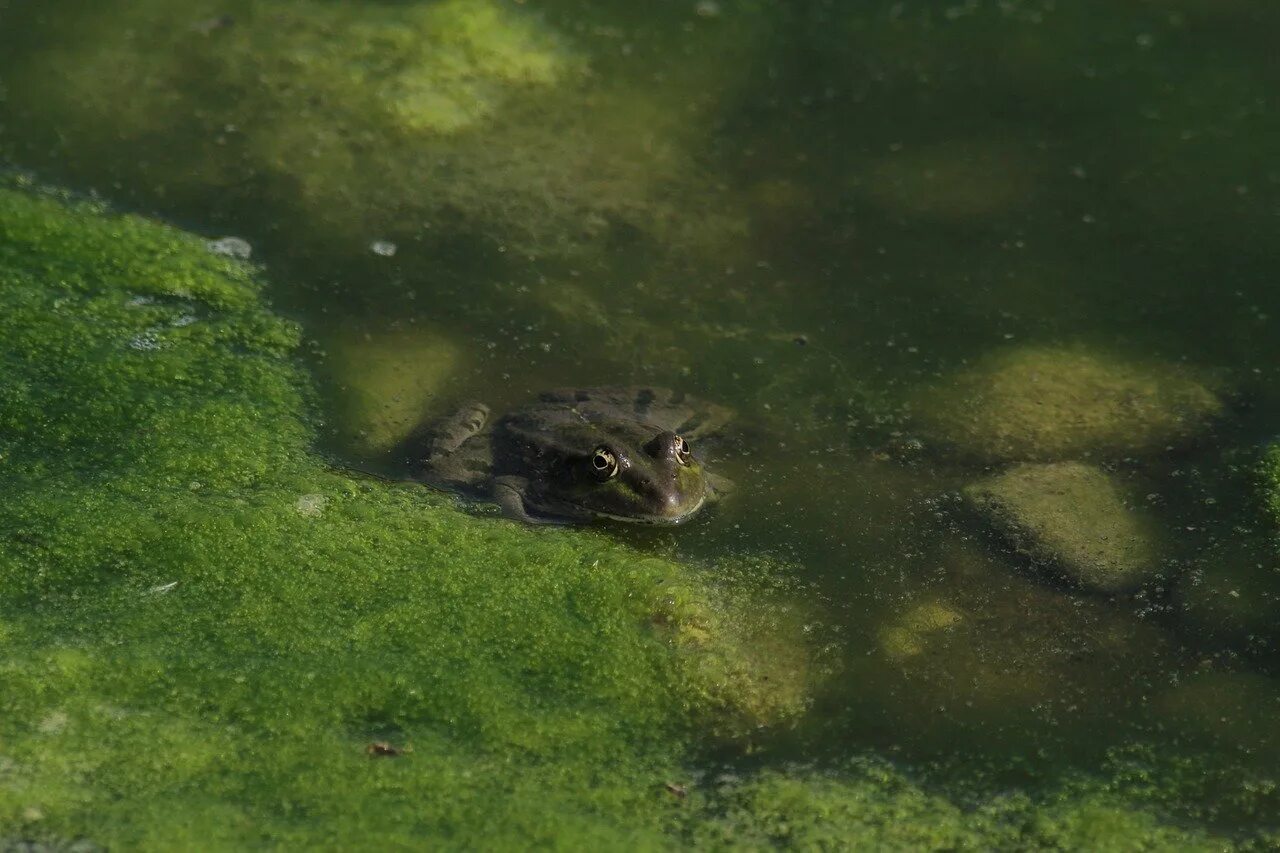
[913, 345, 1223, 463]
[322, 325, 462, 457]
[964, 462, 1167, 593]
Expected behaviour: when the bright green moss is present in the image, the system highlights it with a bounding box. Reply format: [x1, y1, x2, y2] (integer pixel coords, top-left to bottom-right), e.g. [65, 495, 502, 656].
[0, 182, 815, 847]
[0, 182, 1243, 847]
[692, 760, 1227, 851]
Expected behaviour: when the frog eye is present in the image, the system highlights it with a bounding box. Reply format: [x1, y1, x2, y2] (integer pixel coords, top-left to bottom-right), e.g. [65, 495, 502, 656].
[590, 447, 619, 480]
[674, 435, 691, 465]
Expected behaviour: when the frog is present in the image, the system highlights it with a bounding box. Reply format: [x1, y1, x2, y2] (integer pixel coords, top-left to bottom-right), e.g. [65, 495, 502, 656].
[413, 387, 732, 524]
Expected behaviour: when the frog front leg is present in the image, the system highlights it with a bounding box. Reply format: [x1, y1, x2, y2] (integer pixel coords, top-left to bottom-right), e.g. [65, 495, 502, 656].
[705, 471, 735, 502]
[426, 402, 489, 456]
[420, 402, 491, 490]
[492, 476, 563, 524]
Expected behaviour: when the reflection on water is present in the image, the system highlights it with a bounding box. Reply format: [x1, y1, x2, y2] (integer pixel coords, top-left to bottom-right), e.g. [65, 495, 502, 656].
[3, 0, 1280, 839]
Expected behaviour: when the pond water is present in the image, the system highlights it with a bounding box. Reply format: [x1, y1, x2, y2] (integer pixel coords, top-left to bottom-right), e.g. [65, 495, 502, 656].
[2, 0, 1279, 846]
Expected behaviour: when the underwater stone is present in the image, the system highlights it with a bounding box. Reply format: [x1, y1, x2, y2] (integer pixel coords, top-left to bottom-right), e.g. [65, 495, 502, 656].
[876, 599, 962, 662]
[323, 325, 463, 457]
[964, 462, 1166, 593]
[913, 345, 1223, 463]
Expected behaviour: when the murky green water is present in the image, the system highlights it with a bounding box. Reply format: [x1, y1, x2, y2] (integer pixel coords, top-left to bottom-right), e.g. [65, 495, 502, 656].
[3, 0, 1280, 845]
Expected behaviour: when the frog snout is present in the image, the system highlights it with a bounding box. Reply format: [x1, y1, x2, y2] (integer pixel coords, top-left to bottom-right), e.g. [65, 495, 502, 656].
[644, 431, 684, 460]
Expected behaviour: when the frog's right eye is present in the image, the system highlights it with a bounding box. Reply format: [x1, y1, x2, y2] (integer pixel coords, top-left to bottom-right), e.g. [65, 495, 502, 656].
[590, 447, 619, 480]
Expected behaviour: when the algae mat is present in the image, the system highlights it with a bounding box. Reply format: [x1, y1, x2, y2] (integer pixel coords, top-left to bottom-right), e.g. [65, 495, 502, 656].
[0, 181, 1247, 848]
[0, 182, 779, 847]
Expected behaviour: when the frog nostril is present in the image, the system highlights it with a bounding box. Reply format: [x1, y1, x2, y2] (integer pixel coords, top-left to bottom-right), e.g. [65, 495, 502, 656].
[644, 430, 682, 460]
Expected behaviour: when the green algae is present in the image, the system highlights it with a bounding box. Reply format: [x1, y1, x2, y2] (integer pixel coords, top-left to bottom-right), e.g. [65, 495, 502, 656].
[693, 759, 1226, 851]
[0, 0, 751, 261]
[0, 179, 1249, 848]
[0, 182, 810, 846]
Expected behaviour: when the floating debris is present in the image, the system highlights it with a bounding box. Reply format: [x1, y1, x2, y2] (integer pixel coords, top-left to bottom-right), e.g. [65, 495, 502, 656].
[147, 581, 179, 595]
[128, 332, 165, 351]
[369, 240, 397, 257]
[663, 781, 688, 799]
[206, 236, 252, 260]
[38, 711, 69, 735]
[366, 741, 410, 758]
[294, 494, 328, 518]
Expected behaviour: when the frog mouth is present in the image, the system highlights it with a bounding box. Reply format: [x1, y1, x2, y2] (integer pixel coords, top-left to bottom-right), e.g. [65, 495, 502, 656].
[592, 493, 708, 525]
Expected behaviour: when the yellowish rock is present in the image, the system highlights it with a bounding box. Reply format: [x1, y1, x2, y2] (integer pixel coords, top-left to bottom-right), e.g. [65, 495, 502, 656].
[848, 541, 1178, 746]
[878, 600, 963, 661]
[912, 345, 1223, 463]
[964, 461, 1166, 593]
[325, 326, 461, 456]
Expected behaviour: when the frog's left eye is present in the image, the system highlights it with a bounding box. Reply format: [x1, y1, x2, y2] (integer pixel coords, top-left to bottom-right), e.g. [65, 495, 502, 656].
[674, 435, 691, 465]
[590, 447, 619, 480]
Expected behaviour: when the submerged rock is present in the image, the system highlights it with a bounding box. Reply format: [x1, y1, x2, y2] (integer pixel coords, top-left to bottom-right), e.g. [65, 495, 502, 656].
[845, 540, 1180, 758]
[964, 462, 1166, 593]
[324, 325, 462, 457]
[912, 345, 1223, 463]
[876, 599, 962, 662]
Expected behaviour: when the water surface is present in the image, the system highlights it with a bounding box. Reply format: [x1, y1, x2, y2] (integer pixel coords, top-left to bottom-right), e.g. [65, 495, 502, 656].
[3, 0, 1279, 842]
